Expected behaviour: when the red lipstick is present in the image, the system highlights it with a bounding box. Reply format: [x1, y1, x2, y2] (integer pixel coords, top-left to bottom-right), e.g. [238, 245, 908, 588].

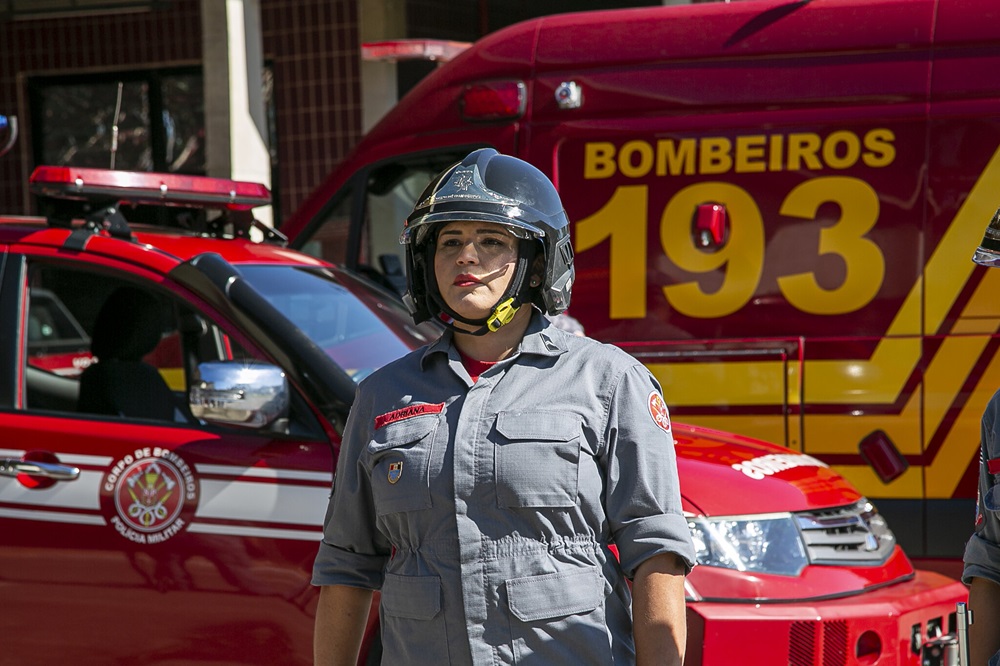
[454, 273, 481, 286]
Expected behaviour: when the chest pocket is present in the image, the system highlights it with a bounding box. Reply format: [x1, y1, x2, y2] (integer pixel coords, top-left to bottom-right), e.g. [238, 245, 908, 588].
[495, 411, 582, 508]
[366, 414, 438, 516]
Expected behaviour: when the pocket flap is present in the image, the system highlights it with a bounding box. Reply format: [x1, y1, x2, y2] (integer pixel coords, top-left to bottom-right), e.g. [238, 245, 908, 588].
[506, 567, 603, 622]
[370, 413, 439, 452]
[381, 574, 442, 620]
[496, 411, 581, 441]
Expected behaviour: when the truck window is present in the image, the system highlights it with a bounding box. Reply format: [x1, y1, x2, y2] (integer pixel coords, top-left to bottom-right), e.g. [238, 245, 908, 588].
[366, 151, 485, 292]
[362, 162, 442, 277]
[299, 150, 476, 293]
[299, 185, 352, 266]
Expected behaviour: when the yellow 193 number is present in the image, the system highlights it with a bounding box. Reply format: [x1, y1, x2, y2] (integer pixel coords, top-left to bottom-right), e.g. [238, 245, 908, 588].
[574, 176, 884, 319]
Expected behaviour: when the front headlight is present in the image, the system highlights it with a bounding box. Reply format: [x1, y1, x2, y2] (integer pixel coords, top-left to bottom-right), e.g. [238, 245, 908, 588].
[687, 513, 808, 576]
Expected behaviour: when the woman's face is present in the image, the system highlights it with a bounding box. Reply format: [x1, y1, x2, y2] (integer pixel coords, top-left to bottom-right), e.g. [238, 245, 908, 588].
[433, 220, 519, 322]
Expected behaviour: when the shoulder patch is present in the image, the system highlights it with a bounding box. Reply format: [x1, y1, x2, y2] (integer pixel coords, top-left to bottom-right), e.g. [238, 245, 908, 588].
[648, 391, 671, 434]
[375, 402, 444, 430]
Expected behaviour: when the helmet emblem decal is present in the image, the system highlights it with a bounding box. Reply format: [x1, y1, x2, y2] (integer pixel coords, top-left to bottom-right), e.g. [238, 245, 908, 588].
[453, 171, 474, 191]
[420, 165, 520, 209]
[388, 460, 403, 484]
[648, 391, 671, 434]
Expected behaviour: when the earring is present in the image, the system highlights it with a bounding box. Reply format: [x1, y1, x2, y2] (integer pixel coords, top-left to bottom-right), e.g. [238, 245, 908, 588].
[530, 278, 540, 287]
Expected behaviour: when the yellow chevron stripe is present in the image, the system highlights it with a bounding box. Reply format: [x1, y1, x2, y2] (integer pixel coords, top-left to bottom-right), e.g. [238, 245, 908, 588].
[828, 269, 1000, 497]
[648, 359, 799, 407]
[834, 340, 1000, 498]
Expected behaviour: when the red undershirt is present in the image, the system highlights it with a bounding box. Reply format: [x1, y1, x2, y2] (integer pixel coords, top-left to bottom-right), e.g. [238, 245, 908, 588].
[458, 350, 499, 383]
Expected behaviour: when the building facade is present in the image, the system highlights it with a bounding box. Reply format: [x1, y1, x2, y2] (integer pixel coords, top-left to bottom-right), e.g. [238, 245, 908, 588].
[0, 0, 672, 224]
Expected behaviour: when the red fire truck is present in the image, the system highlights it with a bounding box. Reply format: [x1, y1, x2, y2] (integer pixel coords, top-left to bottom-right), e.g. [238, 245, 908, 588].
[0, 118, 970, 662]
[282, 0, 1000, 567]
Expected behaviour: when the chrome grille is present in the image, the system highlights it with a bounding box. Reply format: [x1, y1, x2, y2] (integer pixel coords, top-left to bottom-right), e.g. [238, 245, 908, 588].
[795, 499, 896, 565]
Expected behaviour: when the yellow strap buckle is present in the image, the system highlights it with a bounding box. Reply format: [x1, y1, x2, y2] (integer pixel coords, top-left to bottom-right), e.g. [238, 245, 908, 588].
[487, 298, 519, 332]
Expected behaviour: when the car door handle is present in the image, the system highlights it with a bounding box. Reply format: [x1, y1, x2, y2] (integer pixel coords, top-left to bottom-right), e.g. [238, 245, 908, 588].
[0, 459, 80, 481]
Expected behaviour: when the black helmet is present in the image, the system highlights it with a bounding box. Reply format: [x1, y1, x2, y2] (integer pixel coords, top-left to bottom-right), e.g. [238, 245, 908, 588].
[400, 148, 574, 332]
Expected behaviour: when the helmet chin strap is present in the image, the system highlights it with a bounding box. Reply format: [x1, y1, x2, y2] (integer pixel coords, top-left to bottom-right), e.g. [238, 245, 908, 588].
[428, 238, 537, 337]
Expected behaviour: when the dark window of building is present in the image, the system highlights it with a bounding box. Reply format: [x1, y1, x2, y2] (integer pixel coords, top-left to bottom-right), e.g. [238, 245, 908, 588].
[0, 1, 164, 21]
[29, 68, 206, 174]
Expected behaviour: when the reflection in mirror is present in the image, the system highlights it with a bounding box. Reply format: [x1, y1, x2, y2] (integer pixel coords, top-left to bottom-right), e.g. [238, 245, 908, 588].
[190, 361, 288, 429]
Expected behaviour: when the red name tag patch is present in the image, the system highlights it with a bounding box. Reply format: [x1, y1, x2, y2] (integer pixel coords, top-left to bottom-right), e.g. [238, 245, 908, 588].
[988, 457, 1000, 475]
[374, 403, 444, 430]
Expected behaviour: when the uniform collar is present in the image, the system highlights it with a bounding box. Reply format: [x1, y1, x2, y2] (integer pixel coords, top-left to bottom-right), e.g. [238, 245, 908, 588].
[518, 311, 570, 357]
[419, 310, 568, 370]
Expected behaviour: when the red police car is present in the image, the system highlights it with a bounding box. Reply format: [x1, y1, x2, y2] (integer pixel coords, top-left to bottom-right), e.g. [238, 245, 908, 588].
[0, 165, 968, 665]
[0, 165, 442, 663]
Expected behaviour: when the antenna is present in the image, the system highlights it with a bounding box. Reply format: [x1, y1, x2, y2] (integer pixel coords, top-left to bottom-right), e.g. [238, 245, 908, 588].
[110, 82, 124, 169]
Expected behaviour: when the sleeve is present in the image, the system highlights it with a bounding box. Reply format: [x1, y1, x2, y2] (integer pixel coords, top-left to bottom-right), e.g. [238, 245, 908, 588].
[312, 383, 392, 589]
[602, 362, 697, 579]
[963, 388, 1000, 587]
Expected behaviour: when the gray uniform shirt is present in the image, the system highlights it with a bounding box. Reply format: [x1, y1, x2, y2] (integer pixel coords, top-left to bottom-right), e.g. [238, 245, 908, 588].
[313, 313, 696, 665]
[963, 387, 1000, 666]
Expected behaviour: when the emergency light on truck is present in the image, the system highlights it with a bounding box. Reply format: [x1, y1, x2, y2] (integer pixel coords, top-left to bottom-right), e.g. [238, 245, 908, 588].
[361, 38, 522, 122]
[29, 166, 271, 211]
[460, 81, 526, 121]
[27, 165, 284, 246]
[361, 39, 470, 63]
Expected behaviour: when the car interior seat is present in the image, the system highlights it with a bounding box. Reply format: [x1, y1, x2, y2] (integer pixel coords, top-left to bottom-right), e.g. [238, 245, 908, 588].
[77, 286, 191, 422]
[27, 311, 43, 342]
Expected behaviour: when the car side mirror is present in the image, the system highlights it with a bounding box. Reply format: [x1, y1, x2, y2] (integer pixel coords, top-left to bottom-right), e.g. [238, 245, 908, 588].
[190, 361, 288, 429]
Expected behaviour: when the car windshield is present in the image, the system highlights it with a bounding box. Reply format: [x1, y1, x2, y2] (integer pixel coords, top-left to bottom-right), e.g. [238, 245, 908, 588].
[238, 265, 440, 382]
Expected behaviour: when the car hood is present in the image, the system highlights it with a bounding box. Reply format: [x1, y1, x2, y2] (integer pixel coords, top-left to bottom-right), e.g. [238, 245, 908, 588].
[673, 422, 861, 517]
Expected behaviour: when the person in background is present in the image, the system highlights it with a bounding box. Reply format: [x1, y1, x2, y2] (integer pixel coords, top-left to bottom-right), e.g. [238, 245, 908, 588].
[312, 148, 695, 665]
[546, 310, 586, 336]
[964, 210, 1000, 666]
